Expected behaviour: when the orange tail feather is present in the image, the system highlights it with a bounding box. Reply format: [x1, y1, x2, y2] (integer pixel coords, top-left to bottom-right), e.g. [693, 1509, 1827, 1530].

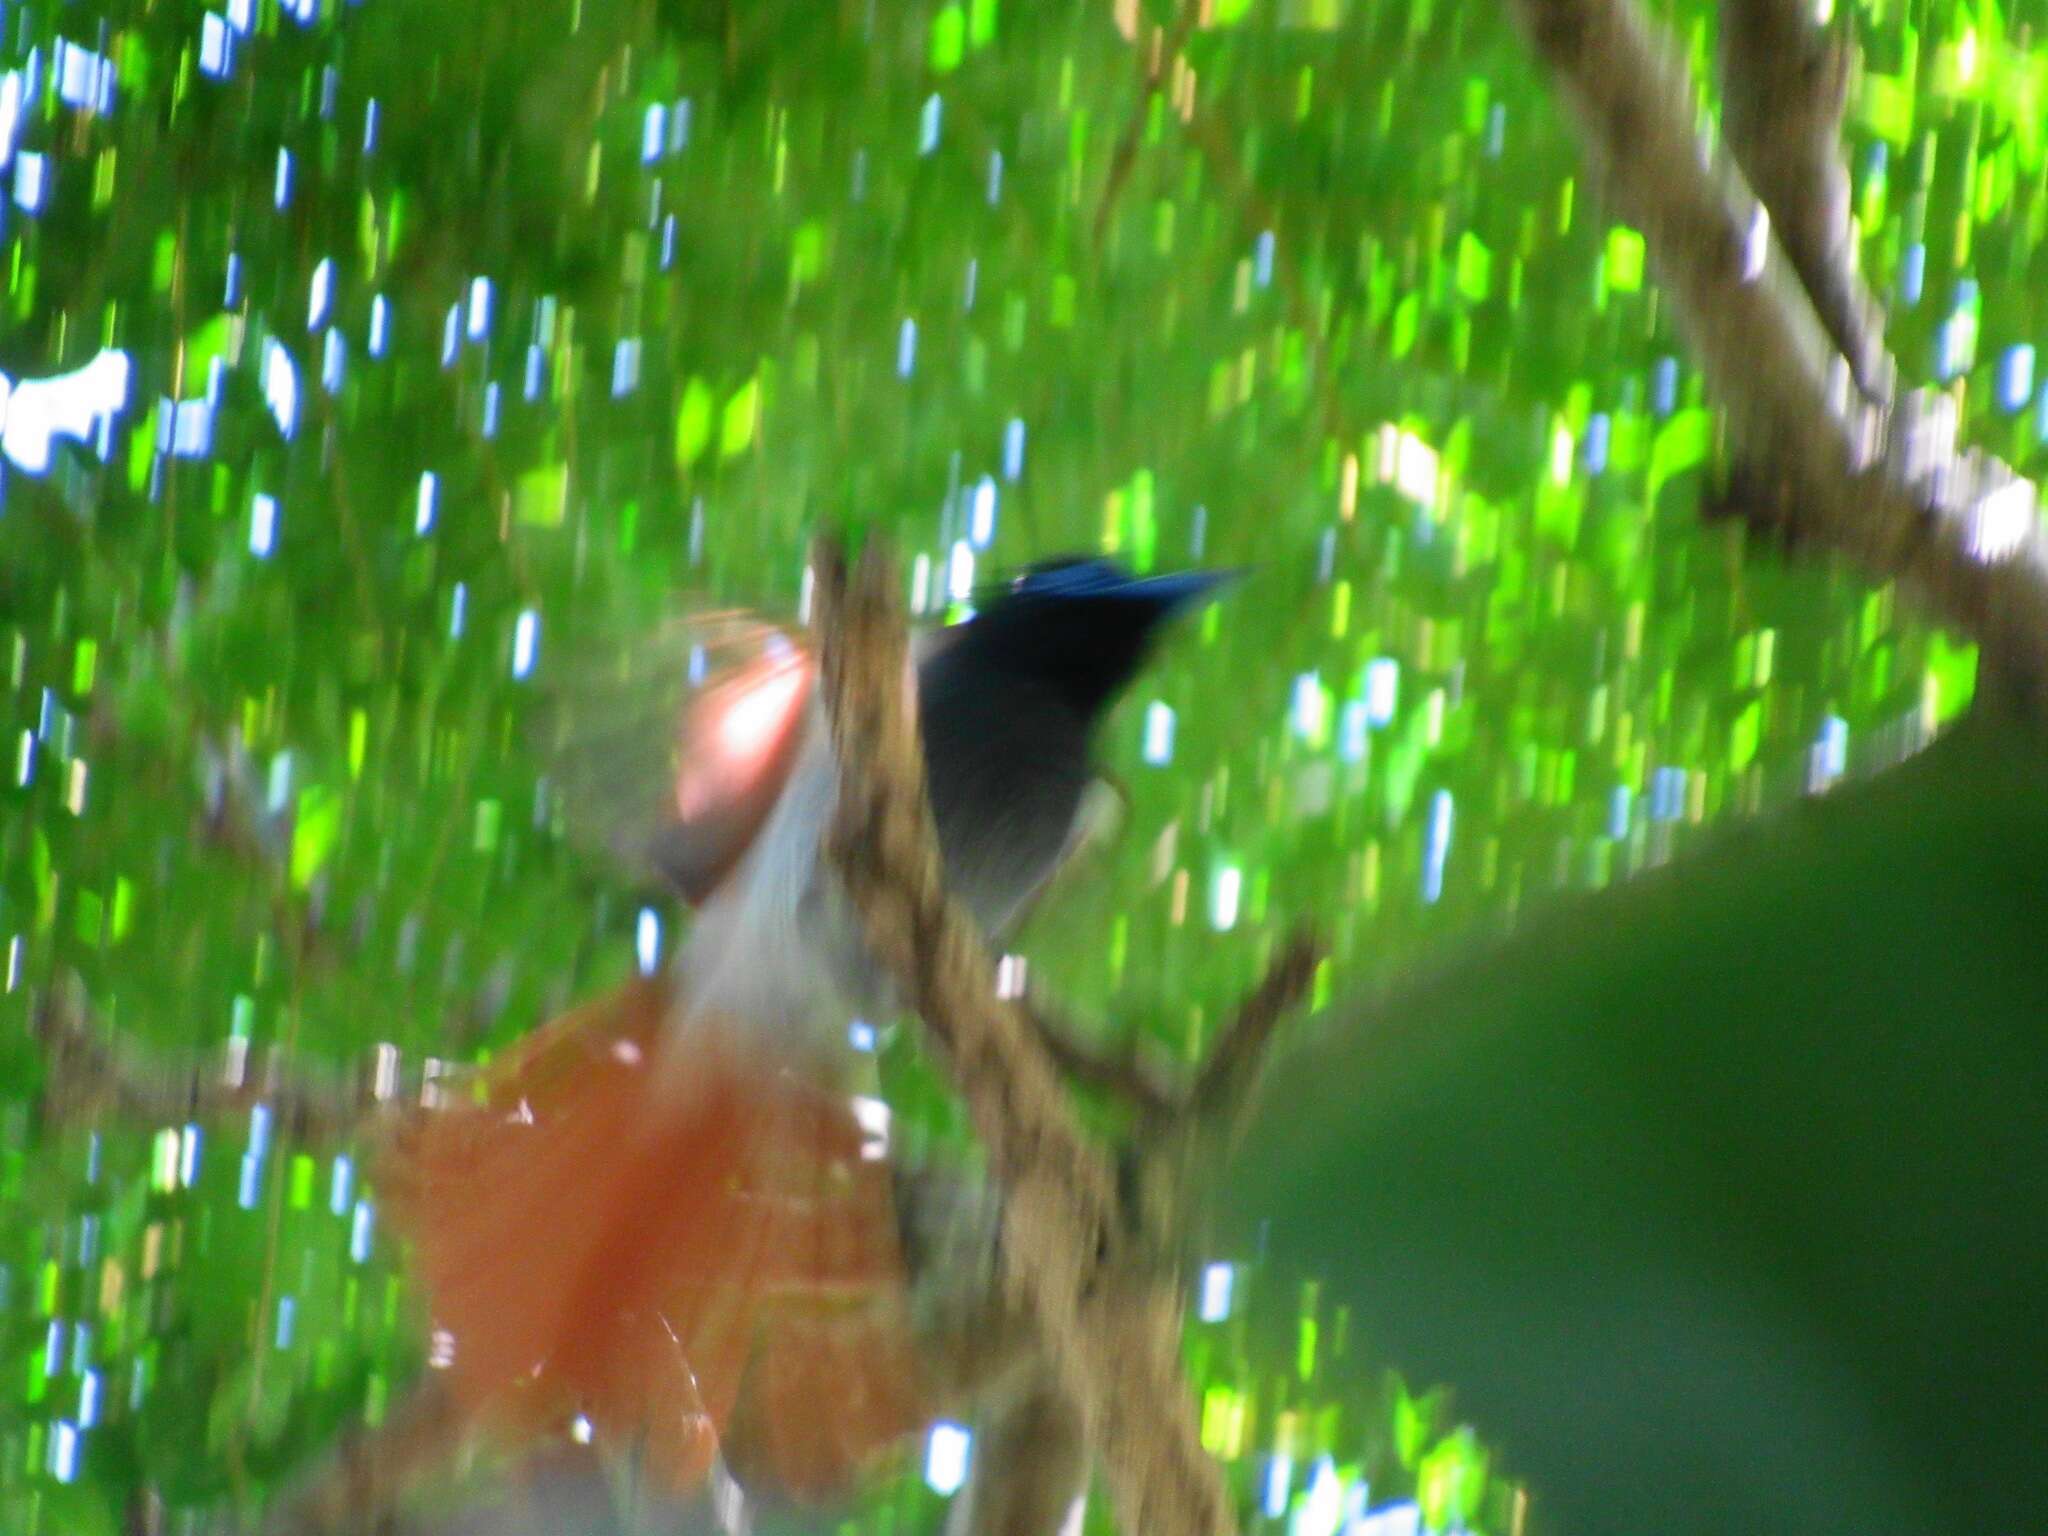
[381, 977, 927, 1500]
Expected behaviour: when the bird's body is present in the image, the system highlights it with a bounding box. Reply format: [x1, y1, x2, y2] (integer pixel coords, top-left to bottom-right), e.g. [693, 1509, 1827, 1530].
[385, 556, 1228, 1505]
[670, 560, 1225, 1075]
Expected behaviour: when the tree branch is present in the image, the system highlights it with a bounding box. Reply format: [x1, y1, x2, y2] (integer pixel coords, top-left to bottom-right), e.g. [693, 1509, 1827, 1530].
[946, 1368, 1091, 1536]
[1504, 0, 2048, 716]
[811, 536, 1237, 1536]
[1125, 929, 1322, 1294]
[1183, 931, 1323, 1132]
[1717, 0, 1890, 399]
[1024, 995, 1182, 1117]
[1095, 3, 1204, 247]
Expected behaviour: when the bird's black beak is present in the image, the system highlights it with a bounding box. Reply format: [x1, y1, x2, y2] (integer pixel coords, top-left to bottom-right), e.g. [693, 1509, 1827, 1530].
[1124, 566, 1246, 615]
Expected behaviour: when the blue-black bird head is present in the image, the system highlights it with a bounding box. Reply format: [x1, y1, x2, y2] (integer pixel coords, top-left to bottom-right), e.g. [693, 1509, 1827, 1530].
[915, 555, 1238, 940]
[958, 556, 1239, 720]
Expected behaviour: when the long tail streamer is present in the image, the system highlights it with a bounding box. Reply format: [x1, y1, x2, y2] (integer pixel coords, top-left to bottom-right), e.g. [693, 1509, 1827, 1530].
[381, 977, 928, 1500]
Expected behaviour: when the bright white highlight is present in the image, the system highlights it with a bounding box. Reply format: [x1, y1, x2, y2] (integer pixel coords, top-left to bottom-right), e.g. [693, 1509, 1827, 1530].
[1965, 477, 2038, 564]
[969, 475, 998, 547]
[1291, 671, 1326, 740]
[850, 1095, 891, 1161]
[1198, 1262, 1234, 1322]
[416, 471, 438, 534]
[1365, 658, 1399, 725]
[635, 907, 662, 976]
[261, 338, 299, 439]
[12, 150, 44, 210]
[1423, 790, 1453, 903]
[1348, 1500, 1421, 1536]
[1262, 1453, 1293, 1517]
[1210, 865, 1242, 931]
[947, 540, 976, 602]
[924, 1422, 972, 1495]
[308, 257, 333, 329]
[249, 494, 278, 558]
[511, 610, 540, 681]
[0, 348, 132, 474]
[349, 1200, 375, 1262]
[199, 16, 235, 79]
[1143, 701, 1176, 765]
[1340, 701, 1369, 763]
[1296, 1457, 1344, 1536]
[48, 1420, 79, 1484]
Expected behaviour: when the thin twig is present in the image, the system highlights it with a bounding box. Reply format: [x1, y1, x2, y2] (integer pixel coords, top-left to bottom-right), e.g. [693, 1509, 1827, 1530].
[1023, 996, 1181, 1116]
[1503, 0, 2048, 715]
[1129, 929, 1323, 1284]
[1095, 4, 1203, 247]
[1184, 929, 1322, 1131]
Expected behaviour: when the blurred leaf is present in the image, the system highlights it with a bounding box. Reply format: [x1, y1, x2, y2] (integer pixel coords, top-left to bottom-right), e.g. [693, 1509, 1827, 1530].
[674, 376, 714, 466]
[290, 786, 343, 889]
[930, 4, 966, 71]
[720, 375, 760, 459]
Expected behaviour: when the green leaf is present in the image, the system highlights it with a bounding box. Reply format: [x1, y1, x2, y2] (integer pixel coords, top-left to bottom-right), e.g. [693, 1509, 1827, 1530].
[789, 220, 825, 287]
[31, 828, 53, 929]
[183, 313, 236, 388]
[930, 4, 965, 72]
[516, 463, 567, 526]
[674, 376, 714, 466]
[1455, 231, 1491, 302]
[1858, 72, 1915, 142]
[290, 785, 344, 889]
[720, 375, 760, 459]
[1419, 1429, 1489, 1531]
[1129, 468, 1157, 573]
[1926, 631, 1979, 723]
[129, 402, 157, 490]
[1605, 226, 1646, 292]
[1729, 698, 1761, 772]
[1389, 291, 1420, 358]
[1647, 407, 1713, 503]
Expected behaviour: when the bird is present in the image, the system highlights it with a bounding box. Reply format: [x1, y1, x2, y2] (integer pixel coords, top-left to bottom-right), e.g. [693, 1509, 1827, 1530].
[382, 554, 1234, 1509]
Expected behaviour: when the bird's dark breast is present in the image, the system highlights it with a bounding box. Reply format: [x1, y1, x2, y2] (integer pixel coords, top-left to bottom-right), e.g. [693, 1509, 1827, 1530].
[916, 661, 1092, 940]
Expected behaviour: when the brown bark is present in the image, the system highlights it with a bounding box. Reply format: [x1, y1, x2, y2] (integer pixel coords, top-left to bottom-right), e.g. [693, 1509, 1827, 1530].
[1504, 0, 2048, 714]
[1718, 0, 1889, 397]
[811, 536, 1238, 1536]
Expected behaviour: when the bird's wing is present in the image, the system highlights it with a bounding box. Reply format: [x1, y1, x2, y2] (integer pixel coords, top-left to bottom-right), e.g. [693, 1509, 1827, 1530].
[989, 774, 1128, 944]
[539, 609, 817, 905]
[1057, 775, 1128, 874]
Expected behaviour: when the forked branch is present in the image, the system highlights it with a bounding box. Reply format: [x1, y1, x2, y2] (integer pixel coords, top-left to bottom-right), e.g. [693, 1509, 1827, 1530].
[814, 536, 1325, 1536]
[1506, 0, 2048, 714]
